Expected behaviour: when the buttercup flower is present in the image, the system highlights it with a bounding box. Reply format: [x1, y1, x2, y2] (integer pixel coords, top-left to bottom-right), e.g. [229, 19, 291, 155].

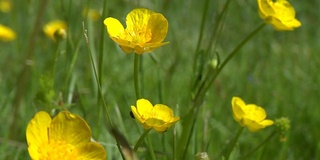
[26, 111, 106, 160]
[232, 97, 274, 132]
[131, 99, 180, 132]
[0, 24, 16, 41]
[43, 20, 67, 41]
[104, 8, 169, 54]
[257, 0, 301, 31]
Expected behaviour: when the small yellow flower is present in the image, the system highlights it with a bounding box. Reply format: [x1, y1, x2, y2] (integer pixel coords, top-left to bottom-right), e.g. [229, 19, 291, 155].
[131, 99, 180, 132]
[26, 111, 106, 160]
[83, 8, 101, 21]
[232, 97, 274, 132]
[43, 20, 67, 41]
[0, 0, 11, 13]
[257, 0, 301, 31]
[104, 8, 169, 54]
[0, 24, 16, 41]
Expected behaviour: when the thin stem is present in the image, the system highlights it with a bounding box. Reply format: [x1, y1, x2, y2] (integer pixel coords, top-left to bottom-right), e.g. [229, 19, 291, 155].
[83, 22, 113, 126]
[134, 53, 142, 99]
[224, 127, 244, 160]
[82, 23, 125, 159]
[191, 0, 210, 95]
[194, 23, 266, 108]
[52, 42, 61, 84]
[240, 130, 277, 160]
[146, 135, 156, 160]
[173, 126, 177, 160]
[9, 0, 48, 140]
[134, 129, 151, 152]
[193, 0, 210, 73]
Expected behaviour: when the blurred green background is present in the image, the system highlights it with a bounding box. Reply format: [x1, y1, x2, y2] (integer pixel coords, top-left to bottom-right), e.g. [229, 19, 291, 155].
[1, 0, 319, 159]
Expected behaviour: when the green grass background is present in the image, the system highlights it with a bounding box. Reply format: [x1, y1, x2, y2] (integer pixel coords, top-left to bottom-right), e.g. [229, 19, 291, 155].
[1, 0, 319, 159]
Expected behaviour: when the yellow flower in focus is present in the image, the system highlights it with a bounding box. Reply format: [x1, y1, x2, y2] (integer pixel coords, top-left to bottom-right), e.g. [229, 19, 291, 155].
[232, 97, 274, 132]
[26, 111, 106, 160]
[43, 20, 67, 41]
[0, 24, 16, 41]
[131, 99, 180, 132]
[257, 0, 301, 31]
[0, 0, 11, 13]
[104, 8, 169, 54]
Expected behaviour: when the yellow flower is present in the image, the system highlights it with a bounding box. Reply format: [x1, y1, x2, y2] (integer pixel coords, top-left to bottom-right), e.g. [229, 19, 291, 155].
[0, 24, 16, 41]
[257, 0, 301, 31]
[104, 8, 169, 54]
[26, 111, 106, 160]
[43, 20, 67, 41]
[0, 0, 11, 13]
[131, 99, 180, 132]
[232, 97, 274, 132]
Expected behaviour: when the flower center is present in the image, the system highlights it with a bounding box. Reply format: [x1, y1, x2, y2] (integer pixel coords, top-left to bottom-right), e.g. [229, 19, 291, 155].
[38, 140, 78, 160]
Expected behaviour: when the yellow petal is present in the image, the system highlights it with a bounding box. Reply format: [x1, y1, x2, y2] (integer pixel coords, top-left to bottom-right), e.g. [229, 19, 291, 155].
[152, 104, 175, 121]
[140, 41, 170, 54]
[49, 111, 91, 147]
[136, 99, 153, 117]
[26, 111, 52, 160]
[259, 119, 274, 126]
[257, 0, 275, 19]
[146, 118, 166, 129]
[243, 119, 265, 132]
[104, 17, 125, 39]
[243, 104, 267, 122]
[232, 97, 246, 122]
[131, 105, 143, 123]
[145, 10, 168, 43]
[77, 142, 107, 160]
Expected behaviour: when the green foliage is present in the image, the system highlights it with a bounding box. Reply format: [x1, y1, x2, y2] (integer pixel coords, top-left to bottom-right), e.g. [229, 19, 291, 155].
[0, 0, 319, 159]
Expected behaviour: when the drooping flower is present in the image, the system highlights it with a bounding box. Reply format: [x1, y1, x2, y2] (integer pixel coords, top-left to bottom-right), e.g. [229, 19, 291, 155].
[257, 0, 301, 31]
[232, 97, 274, 132]
[43, 20, 67, 41]
[131, 99, 180, 132]
[0, 24, 16, 41]
[26, 111, 106, 160]
[104, 8, 169, 54]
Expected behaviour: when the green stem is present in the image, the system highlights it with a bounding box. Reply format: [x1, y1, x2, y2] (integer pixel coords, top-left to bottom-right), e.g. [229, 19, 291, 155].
[146, 135, 156, 160]
[82, 23, 125, 159]
[194, 23, 266, 108]
[9, 0, 48, 140]
[224, 127, 244, 160]
[192, 0, 210, 73]
[52, 42, 61, 83]
[134, 53, 142, 99]
[240, 130, 277, 160]
[134, 129, 151, 152]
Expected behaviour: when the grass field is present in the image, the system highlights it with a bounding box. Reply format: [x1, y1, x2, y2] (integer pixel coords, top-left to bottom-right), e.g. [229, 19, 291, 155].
[1, 0, 319, 159]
